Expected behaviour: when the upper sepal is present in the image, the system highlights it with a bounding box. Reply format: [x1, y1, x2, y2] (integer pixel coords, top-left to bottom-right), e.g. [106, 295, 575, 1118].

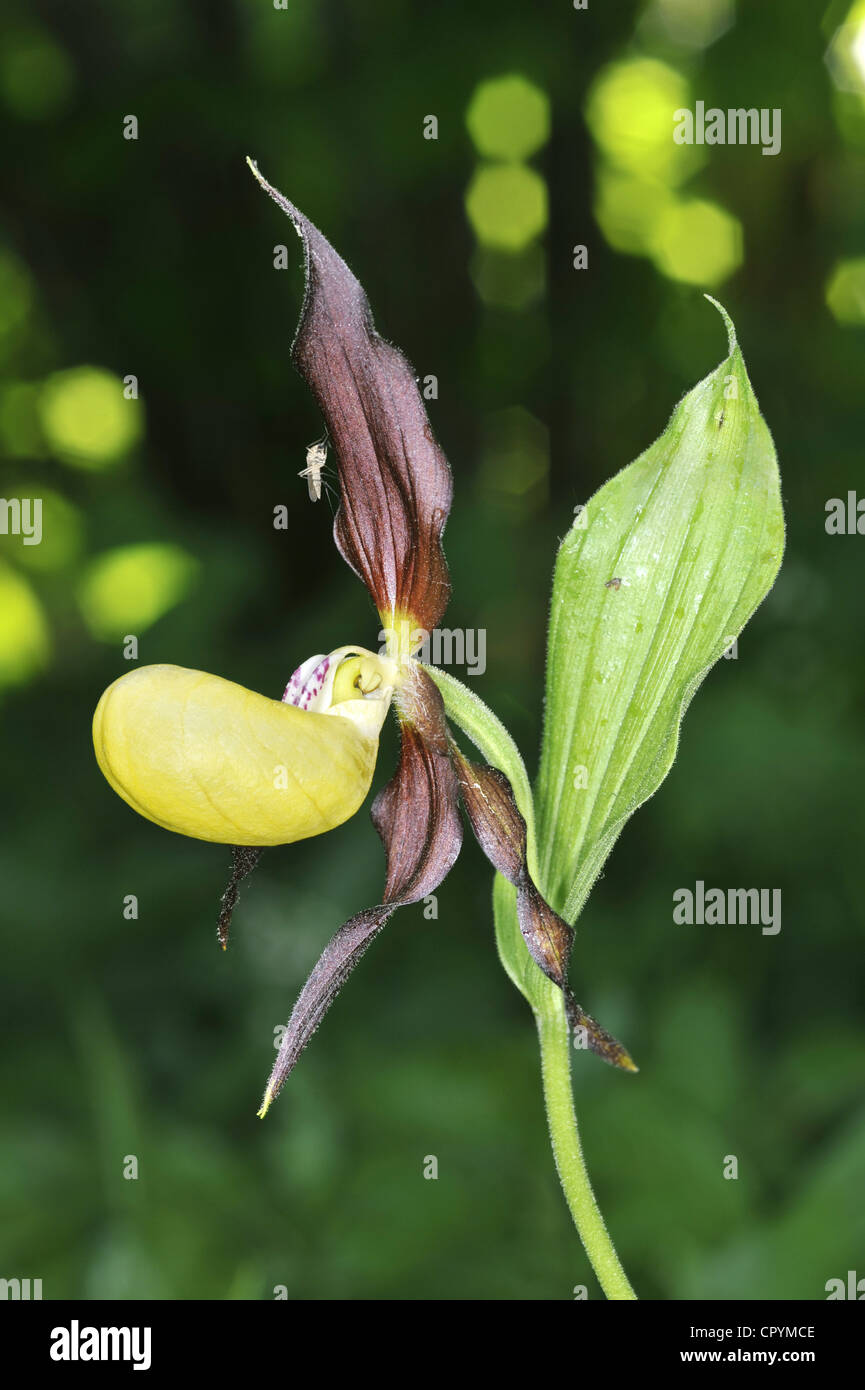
[248, 160, 453, 633]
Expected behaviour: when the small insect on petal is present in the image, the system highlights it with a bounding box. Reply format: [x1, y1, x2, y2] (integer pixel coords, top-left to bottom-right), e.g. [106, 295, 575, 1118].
[298, 440, 328, 502]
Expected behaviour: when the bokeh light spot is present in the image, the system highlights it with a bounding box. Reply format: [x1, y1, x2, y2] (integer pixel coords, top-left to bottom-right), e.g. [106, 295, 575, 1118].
[478, 407, 549, 514]
[39, 368, 143, 471]
[825, 258, 865, 324]
[466, 74, 551, 160]
[594, 169, 675, 256]
[465, 165, 548, 251]
[0, 563, 50, 688]
[650, 200, 743, 286]
[0, 382, 45, 458]
[645, 0, 734, 51]
[0, 27, 75, 120]
[470, 243, 546, 309]
[0, 249, 34, 343]
[7, 486, 85, 574]
[586, 57, 701, 184]
[78, 543, 199, 641]
[825, 3, 865, 96]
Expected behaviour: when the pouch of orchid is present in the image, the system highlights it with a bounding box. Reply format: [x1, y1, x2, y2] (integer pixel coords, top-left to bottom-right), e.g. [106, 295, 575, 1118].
[92, 161, 784, 1300]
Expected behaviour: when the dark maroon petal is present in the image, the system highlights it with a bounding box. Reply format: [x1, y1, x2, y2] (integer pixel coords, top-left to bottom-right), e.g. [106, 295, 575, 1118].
[452, 762, 526, 885]
[452, 749, 637, 1073]
[217, 847, 263, 951]
[248, 161, 453, 632]
[514, 880, 573, 987]
[259, 667, 463, 1112]
[564, 996, 638, 1073]
[258, 906, 391, 1117]
[374, 666, 463, 902]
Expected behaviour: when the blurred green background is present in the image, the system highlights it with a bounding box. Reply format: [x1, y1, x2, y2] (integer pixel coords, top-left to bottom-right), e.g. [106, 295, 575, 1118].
[1, 0, 863, 1301]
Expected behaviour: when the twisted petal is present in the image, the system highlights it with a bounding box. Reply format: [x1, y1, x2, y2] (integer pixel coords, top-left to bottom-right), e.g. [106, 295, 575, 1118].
[260, 667, 462, 1113]
[452, 749, 637, 1073]
[217, 847, 263, 950]
[248, 160, 453, 633]
[373, 666, 463, 902]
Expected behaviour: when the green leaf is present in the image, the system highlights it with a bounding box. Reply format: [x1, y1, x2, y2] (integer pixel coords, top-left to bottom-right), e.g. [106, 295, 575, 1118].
[536, 299, 784, 923]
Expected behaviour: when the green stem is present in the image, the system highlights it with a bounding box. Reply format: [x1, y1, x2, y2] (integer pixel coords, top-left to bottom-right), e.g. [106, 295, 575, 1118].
[537, 992, 637, 1300]
[425, 666, 636, 1299]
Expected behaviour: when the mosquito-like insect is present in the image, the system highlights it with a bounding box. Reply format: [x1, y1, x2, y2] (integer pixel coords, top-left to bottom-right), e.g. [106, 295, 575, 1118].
[299, 440, 328, 502]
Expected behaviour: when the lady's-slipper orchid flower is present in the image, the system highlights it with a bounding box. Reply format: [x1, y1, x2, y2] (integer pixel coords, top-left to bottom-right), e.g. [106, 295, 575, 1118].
[92, 161, 635, 1117]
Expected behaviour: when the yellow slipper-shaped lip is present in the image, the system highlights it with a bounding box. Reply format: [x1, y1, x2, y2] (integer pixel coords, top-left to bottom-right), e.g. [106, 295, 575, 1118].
[92, 658, 394, 847]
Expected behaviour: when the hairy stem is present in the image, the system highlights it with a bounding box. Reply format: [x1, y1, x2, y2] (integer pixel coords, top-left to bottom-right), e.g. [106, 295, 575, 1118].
[537, 991, 637, 1300]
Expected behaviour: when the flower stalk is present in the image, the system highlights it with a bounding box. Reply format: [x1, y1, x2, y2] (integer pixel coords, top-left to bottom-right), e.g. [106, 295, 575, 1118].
[537, 994, 636, 1300]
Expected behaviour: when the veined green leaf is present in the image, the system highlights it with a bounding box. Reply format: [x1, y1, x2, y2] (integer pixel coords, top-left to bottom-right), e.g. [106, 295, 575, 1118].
[536, 299, 784, 924]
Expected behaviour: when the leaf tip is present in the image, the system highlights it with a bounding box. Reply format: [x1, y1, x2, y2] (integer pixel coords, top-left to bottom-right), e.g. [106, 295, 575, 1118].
[703, 293, 737, 357]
